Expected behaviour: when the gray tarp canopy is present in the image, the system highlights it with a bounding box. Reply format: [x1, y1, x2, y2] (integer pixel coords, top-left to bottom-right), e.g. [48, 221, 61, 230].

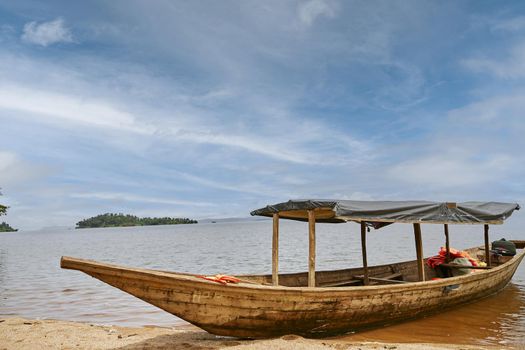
[250, 200, 520, 226]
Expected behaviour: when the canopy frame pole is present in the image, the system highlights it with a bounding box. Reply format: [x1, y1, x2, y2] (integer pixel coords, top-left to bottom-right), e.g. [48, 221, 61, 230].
[360, 221, 370, 285]
[413, 223, 425, 281]
[484, 224, 491, 267]
[444, 224, 451, 263]
[272, 213, 279, 286]
[308, 210, 316, 287]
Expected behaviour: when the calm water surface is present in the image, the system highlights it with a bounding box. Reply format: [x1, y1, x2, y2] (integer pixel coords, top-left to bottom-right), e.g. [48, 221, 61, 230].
[1, 220, 524, 346]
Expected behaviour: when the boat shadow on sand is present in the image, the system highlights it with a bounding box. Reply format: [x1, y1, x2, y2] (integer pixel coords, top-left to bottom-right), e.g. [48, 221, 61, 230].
[112, 330, 244, 350]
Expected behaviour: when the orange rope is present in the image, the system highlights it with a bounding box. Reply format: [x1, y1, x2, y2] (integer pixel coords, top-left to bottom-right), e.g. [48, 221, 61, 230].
[196, 274, 241, 285]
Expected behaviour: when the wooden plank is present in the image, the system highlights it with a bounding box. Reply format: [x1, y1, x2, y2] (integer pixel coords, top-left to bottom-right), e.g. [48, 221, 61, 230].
[322, 279, 362, 287]
[360, 222, 369, 285]
[272, 213, 279, 286]
[367, 276, 408, 284]
[485, 224, 491, 267]
[354, 275, 408, 284]
[413, 223, 425, 281]
[511, 240, 525, 249]
[377, 272, 403, 280]
[275, 208, 335, 221]
[444, 224, 450, 262]
[308, 210, 316, 287]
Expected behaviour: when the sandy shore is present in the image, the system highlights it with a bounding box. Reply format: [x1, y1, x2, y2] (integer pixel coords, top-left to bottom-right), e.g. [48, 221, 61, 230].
[0, 317, 507, 350]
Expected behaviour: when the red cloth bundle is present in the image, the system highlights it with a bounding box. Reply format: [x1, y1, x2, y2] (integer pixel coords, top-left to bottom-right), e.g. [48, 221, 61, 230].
[426, 247, 478, 268]
[196, 274, 241, 285]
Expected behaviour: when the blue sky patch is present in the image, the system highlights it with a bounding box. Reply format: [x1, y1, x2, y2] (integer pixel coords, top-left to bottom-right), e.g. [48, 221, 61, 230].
[0, 0, 524, 229]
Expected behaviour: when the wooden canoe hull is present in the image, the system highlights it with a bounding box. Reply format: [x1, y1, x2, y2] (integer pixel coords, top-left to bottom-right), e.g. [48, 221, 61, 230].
[61, 245, 525, 338]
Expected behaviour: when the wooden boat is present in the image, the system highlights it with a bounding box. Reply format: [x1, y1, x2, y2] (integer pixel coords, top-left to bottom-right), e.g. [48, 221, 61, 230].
[61, 200, 523, 338]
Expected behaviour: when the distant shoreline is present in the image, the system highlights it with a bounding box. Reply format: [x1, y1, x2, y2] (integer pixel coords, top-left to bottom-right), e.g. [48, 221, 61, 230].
[75, 213, 198, 229]
[75, 223, 196, 229]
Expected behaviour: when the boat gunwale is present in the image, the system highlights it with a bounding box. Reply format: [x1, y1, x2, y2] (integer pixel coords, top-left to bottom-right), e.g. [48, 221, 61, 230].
[60, 247, 525, 294]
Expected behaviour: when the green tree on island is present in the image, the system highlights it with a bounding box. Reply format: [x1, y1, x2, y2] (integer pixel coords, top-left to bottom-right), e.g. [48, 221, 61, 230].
[0, 190, 18, 232]
[76, 213, 198, 228]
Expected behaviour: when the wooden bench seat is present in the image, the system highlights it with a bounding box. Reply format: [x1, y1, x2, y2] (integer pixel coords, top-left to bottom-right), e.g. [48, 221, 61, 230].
[320, 272, 405, 287]
[353, 272, 407, 284]
[380, 272, 403, 280]
[321, 279, 362, 287]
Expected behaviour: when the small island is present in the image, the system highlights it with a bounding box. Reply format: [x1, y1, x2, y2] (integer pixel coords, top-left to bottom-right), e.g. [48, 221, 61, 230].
[76, 213, 198, 229]
[0, 222, 17, 232]
[0, 203, 17, 232]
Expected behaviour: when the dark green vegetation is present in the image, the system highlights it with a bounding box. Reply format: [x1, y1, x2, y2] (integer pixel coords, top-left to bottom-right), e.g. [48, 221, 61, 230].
[0, 193, 17, 232]
[76, 213, 198, 228]
[0, 221, 17, 232]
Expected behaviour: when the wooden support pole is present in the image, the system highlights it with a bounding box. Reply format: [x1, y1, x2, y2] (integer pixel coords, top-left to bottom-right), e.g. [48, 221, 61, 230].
[444, 224, 451, 263]
[484, 224, 491, 267]
[360, 221, 370, 285]
[413, 223, 425, 281]
[272, 213, 279, 286]
[308, 210, 316, 287]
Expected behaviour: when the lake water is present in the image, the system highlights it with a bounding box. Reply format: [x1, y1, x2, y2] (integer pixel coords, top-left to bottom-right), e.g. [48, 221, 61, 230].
[0, 220, 524, 346]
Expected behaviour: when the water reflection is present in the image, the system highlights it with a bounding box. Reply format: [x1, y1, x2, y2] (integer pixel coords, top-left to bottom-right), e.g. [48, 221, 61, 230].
[341, 283, 525, 346]
[0, 221, 524, 347]
[0, 248, 6, 306]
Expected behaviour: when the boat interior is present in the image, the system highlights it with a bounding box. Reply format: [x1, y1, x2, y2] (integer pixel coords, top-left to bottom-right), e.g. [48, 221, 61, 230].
[240, 241, 525, 288]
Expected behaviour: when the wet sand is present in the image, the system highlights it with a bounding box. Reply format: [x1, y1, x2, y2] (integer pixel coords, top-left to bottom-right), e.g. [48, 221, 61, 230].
[0, 317, 508, 350]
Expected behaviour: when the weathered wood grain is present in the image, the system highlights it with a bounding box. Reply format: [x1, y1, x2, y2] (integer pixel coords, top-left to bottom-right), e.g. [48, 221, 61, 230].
[484, 224, 491, 267]
[444, 224, 450, 262]
[308, 210, 316, 287]
[60, 240, 525, 339]
[360, 222, 369, 285]
[413, 223, 425, 281]
[272, 213, 279, 286]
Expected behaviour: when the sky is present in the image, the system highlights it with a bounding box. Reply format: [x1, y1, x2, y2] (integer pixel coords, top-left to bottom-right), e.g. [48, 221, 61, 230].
[1, 0, 525, 230]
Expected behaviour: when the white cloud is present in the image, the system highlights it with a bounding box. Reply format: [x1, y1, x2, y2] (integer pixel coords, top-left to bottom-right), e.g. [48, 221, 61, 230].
[0, 84, 153, 134]
[384, 91, 525, 193]
[170, 170, 287, 197]
[387, 154, 513, 188]
[0, 151, 17, 171]
[447, 92, 525, 126]
[21, 18, 73, 46]
[0, 24, 15, 42]
[173, 129, 313, 164]
[3, 1, 524, 230]
[0, 77, 369, 166]
[0, 151, 51, 187]
[462, 41, 525, 79]
[297, 0, 336, 26]
[69, 192, 214, 207]
[329, 191, 377, 201]
[491, 16, 525, 32]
